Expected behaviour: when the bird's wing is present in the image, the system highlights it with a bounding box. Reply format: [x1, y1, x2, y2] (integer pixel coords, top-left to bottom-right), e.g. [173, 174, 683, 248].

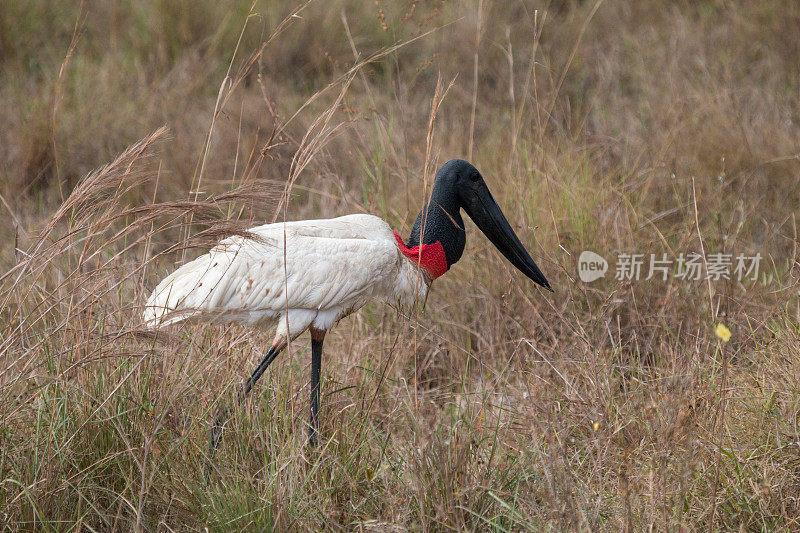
[143, 216, 400, 327]
[231, 230, 399, 311]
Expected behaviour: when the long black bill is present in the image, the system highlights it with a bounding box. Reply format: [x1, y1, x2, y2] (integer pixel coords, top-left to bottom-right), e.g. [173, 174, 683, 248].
[464, 183, 553, 291]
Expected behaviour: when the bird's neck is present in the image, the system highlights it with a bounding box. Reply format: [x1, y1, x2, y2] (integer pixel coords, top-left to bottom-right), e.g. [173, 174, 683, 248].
[397, 180, 466, 279]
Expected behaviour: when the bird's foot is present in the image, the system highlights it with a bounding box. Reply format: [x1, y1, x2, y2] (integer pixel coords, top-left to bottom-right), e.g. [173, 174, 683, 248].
[204, 406, 231, 482]
[307, 427, 328, 449]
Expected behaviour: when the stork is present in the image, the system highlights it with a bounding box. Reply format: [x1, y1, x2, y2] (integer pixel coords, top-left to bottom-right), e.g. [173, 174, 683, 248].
[143, 159, 552, 456]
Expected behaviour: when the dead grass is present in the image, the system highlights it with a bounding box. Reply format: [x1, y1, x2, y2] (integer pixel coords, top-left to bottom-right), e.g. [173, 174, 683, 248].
[1, 0, 800, 530]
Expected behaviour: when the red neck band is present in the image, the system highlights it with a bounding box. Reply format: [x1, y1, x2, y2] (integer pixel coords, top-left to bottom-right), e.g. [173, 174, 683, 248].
[393, 231, 449, 279]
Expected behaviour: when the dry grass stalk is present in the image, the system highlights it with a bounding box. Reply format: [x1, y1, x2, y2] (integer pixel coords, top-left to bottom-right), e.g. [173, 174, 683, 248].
[1, 1, 799, 530]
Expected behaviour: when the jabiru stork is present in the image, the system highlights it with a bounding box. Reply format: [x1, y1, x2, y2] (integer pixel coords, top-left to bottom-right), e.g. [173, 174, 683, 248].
[143, 159, 551, 455]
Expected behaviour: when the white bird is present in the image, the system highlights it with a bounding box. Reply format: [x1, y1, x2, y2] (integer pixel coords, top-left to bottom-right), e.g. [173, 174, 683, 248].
[143, 159, 551, 454]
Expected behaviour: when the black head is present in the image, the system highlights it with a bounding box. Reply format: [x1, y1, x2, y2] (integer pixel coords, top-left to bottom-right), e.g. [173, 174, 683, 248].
[406, 159, 552, 290]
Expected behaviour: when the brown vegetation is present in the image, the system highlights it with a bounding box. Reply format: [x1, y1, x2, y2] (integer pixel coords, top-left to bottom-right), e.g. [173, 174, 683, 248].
[1, 0, 800, 530]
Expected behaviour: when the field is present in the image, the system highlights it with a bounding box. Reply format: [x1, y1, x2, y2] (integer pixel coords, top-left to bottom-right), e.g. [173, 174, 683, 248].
[2, 0, 800, 530]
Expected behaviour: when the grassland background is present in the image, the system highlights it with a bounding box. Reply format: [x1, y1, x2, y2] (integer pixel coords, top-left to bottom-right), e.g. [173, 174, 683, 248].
[1, 0, 800, 530]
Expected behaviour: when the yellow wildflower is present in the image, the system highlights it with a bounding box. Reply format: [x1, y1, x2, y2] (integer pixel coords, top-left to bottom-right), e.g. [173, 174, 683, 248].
[715, 323, 731, 343]
[592, 421, 600, 431]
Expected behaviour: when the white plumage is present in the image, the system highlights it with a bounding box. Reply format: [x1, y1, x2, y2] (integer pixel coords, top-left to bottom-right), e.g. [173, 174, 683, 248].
[143, 214, 428, 340]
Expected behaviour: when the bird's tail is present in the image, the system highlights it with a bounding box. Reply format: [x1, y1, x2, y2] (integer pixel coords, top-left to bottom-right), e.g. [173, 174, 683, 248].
[142, 253, 224, 328]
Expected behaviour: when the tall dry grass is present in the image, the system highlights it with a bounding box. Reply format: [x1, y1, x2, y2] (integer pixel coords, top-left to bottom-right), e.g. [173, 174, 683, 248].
[1, 0, 800, 530]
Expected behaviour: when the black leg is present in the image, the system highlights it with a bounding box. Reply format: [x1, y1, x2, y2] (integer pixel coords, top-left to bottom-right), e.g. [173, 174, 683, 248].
[308, 336, 323, 446]
[207, 344, 283, 464]
[239, 344, 282, 402]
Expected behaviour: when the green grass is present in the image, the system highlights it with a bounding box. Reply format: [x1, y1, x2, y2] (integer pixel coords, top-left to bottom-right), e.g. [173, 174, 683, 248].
[2, 0, 800, 530]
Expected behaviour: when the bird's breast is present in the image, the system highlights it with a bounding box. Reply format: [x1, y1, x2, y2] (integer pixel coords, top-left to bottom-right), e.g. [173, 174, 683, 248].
[389, 248, 431, 311]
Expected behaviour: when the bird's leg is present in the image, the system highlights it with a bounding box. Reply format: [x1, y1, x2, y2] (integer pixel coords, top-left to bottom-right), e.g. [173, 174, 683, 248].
[308, 328, 326, 447]
[207, 335, 286, 464]
[237, 335, 287, 404]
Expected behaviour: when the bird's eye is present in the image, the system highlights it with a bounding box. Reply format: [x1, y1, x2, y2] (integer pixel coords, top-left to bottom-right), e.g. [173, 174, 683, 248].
[469, 172, 480, 182]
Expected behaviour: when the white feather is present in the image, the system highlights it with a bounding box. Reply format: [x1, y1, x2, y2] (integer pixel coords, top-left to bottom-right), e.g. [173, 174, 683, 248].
[143, 214, 428, 339]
